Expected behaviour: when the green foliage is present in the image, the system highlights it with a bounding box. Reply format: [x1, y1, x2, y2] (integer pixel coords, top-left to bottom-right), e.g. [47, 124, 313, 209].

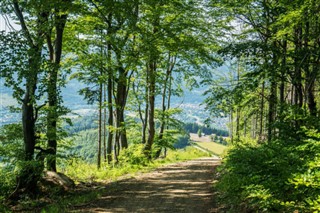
[0, 124, 24, 201]
[66, 129, 99, 163]
[173, 134, 190, 149]
[119, 144, 148, 166]
[63, 146, 208, 183]
[0, 166, 16, 201]
[216, 128, 320, 212]
[197, 129, 202, 137]
[0, 124, 24, 161]
[154, 130, 179, 152]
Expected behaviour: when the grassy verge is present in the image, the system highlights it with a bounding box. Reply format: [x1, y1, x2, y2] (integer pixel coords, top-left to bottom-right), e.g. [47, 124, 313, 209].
[41, 146, 209, 212]
[192, 141, 227, 157]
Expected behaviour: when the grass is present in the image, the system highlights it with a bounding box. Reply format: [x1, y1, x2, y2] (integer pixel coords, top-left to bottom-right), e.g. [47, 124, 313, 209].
[60, 146, 209, 183]
[193, 141, 227, 156]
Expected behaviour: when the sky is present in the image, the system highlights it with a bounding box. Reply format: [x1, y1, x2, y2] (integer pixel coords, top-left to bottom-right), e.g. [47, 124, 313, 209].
[0, 16, 5, 31]
[0, 15, 20, 31]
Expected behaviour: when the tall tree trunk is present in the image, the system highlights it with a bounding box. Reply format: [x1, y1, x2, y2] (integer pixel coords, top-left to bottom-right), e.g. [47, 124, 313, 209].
[236, 60, 240, 141]
[47, 68, 58, 172]
[268, 80, 277, 142]
[304, 18, 317, 116]
[142, 71, 149, 144]
[97, 80, 102, 169]
[9, 1, 47, 199]
[258, 82, 265, 142]
[23, 91, 36, 161]
[230, 109, 233, 144]
[106, 32, 113, 164]
[294, 26, 303, 108]
[46, 11, 68, 172]
[115, 67, 128, 150]
[144, 61, 156, 158]
[103, 83, 107, 162]
[107, 72, 113, 164]
[308, 56, 319, 116]
[164, 71, 173, 157]
[279, 38, 287, 120]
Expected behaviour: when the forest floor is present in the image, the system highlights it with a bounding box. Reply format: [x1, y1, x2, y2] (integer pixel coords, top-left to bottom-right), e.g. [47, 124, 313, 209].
[68, 157, 221, 213]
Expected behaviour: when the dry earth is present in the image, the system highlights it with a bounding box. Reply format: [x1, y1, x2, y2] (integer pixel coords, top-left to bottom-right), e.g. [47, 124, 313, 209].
[69, 157, 221, 213]
[190, 133, 212, 142]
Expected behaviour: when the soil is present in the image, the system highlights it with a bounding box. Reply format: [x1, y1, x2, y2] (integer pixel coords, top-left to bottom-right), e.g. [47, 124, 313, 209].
[190, 133, 212, 143]
[69, 157, 221, 213]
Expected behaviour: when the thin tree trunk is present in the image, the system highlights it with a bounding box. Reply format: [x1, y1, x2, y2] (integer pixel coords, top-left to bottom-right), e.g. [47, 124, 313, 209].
[236, 60, 240, 141]
[144, 61, 156, 158]
[259, 82, 265, 142]
[279, 38, 287, 120]
[97, 80, 102, 169]
[304, 18, 317, 116]
[106, 32, 113, 164]
[103, 82, 107, 162]
[107, 75, 113, 164]
[294, 26, 303, 108]
[155, 54, 175, 158]
[142, 70, 149, 144]
[308, 60, 318, 116]
[164, 72, 173, 158]
[268, 80, 277, 142]
[230, 110, 233, 144]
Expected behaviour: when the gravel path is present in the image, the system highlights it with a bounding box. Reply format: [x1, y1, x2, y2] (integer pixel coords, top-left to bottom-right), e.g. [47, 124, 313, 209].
[70, 157, 221, 213]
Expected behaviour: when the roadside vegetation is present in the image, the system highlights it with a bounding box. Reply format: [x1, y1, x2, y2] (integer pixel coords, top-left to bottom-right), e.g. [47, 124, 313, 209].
[193, 142, 227, 157]
[1, 146, 208, 212]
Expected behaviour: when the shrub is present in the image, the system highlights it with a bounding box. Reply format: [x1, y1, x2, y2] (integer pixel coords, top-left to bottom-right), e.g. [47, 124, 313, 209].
[216, 127, 320, 212]
[118, 144, 148, 166]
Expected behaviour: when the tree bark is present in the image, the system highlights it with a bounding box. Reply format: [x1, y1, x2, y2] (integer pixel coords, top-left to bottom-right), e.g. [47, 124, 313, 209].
[107, 67, 113, 163]
[142, 70, 149, 144]
[268, 80, 277, 142]
[10, 1, 46, 197]
[46, 8, 69, 172]
[103, 82, 107, 162]
[115, 66, 128, 149]
[258, 82, 265, 142]
[97, 78, 102, 169]
[144, 61, 156, 158]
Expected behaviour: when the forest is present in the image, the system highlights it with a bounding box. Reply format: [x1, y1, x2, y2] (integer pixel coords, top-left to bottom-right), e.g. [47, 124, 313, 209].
[1, 0, 320, 212]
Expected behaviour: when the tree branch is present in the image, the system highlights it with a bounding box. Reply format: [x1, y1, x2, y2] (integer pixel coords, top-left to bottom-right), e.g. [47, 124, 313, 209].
[12, 0, 34, 47]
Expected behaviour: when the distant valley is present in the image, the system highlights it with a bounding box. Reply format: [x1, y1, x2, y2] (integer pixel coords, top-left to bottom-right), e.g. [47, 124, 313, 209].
[0, 78, 228, 130]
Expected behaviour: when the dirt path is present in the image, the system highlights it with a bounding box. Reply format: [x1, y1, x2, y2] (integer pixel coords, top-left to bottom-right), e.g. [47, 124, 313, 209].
[70, 157, 221, 213]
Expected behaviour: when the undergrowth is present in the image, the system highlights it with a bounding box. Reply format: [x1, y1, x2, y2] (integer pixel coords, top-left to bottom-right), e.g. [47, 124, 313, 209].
[215, 127, 320, 213]
[61, 145, 209, 183]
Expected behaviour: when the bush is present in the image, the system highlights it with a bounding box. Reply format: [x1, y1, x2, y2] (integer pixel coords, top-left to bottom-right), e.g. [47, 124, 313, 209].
[118, 144, 148, 166]
[216, 128, 320, 212]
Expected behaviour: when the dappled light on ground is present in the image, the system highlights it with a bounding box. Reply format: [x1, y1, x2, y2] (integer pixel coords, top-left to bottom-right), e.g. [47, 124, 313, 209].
[70, 157, 220, 213]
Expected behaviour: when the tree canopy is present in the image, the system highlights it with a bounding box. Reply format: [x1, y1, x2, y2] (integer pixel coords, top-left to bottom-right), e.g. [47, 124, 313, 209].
[1, 0, 320, 212]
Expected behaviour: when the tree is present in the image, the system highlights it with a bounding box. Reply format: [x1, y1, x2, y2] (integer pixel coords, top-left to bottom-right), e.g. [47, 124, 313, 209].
[1, 0, 51, 197]
[45, 0, 73, 172]
[197, 129, 202, 138]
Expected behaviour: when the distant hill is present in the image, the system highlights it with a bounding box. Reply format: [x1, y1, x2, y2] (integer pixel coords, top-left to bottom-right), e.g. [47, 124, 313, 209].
[0, 77, 228, 130]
